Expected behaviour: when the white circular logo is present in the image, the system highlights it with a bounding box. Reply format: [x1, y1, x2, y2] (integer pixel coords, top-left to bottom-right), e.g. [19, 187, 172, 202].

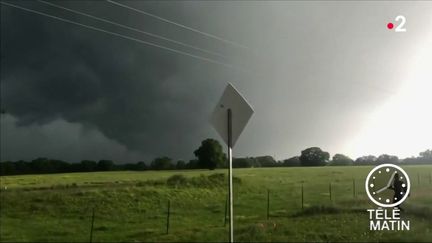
[365, 164, 410, 208]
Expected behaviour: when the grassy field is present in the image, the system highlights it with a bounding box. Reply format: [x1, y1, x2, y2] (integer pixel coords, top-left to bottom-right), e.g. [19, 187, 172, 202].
[1, 165, 432, 242]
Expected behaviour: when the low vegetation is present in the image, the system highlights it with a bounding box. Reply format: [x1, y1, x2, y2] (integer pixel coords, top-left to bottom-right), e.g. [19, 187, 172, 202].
[1, 165, 432, 242]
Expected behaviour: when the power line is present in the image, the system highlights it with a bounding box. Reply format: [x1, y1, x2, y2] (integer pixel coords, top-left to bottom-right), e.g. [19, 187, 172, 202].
[38, 0, 227, 59]
[0, 1, 234, 69]
[106, 0, 248, 49]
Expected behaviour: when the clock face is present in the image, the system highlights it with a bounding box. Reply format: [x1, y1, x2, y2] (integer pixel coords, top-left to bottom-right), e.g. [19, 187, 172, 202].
[365, 163, 411, 208]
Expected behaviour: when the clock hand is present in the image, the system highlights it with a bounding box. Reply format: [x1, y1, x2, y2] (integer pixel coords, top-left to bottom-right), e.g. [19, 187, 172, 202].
[374, 174, 395, 194]
[375, 186, 388, 194]
[385, 174, 394, 188]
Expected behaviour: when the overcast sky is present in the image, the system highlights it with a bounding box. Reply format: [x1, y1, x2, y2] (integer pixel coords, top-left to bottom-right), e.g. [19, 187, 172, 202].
[1, 1, 431, 163]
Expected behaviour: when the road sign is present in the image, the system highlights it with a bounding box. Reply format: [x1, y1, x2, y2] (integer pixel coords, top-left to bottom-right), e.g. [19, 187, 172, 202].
[210, 83, 254, 147]
[210, 83, 253, 243]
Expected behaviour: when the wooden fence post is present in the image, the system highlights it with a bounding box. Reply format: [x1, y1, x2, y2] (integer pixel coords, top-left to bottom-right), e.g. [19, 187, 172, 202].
[89, 207, 95, 243]
[224, 197, 227, 226]
[166, 200, 170, 234]
[301, 182, 304, 210]
[353, 179, 356, 199]
[267, 189, 270, 220]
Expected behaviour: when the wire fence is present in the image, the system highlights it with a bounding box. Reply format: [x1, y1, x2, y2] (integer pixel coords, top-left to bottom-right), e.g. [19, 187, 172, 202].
[1, 171, 431, 241]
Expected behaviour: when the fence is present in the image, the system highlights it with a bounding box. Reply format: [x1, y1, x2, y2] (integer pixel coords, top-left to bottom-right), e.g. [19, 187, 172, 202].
[2, 171, 432, 242]
[84, 173, 432, 241]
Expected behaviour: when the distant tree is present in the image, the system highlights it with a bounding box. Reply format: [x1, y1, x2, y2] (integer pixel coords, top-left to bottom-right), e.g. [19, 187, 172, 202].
[377, 154, 399, 164]
[122, 163, 137, 171]
[400, 149, 432, 165]
[299, 147, 329, 166]
[97, 160, 114, 171]
[186, 159, 199, 169]
[194, 139, 226, 170]
[52, 159, 70, 172]
[419, 149, 432, 159]
[14, 160, 30, 174]
[249, 157, 262, 168]
[256, 156, 277, 167]
[282, 156, 301, 167]
[330, 154, 353, 166]
[246, 157, 259, 167]
[233, 158, 252, 168]
[136, 161, 148, 171]
[80, 160, 97, 172]
[354, 155, 377, 165]
[400, 156, 416, 165]
[30, 157, 50, 172]
[176, 160, 186, 170]
[151, 157, 173, 170]
[0, 161, 16, 175]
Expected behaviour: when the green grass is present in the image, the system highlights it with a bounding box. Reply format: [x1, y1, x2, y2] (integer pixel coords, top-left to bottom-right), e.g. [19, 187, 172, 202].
[1, 166, 432, 242]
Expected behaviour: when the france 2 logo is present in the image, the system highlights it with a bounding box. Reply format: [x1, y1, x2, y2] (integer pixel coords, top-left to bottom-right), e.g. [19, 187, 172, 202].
[387, 15, 407, 32]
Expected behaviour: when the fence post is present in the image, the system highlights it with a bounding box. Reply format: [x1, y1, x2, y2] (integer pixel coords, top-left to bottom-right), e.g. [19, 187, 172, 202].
[89, 207, 95, 243]
[224, 197, 227, 226]
[166, 200, 170, 234]
[301, 182, 304, 210]
[353, 179, 356, 199]
[329, 182, 332, 202]
[267, 189, 270, 220]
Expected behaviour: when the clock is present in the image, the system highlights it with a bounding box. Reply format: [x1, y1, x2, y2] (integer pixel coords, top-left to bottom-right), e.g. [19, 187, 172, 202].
[365, 163, 411, 208]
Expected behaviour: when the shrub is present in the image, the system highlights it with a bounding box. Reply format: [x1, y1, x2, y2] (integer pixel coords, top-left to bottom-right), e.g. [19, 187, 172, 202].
[167, 174, 187, 187]
[208, 173, 225, 182]
[165, 173, 241, 188]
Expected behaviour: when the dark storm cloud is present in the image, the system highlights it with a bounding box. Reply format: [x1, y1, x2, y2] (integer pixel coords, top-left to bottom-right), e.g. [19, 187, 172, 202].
[1, 114, 145, 162]
[2, 1, 431, 162]
[1, 1, 231, 161]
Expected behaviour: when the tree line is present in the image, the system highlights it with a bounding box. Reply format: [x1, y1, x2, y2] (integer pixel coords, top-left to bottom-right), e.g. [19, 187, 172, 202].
[1, 138, 431, 175]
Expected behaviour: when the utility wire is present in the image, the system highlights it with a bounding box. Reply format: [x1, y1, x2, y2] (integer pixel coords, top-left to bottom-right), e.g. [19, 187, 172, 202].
[38, 0, 227, 59]
[0, 1, 235, 69]
[106, 0, 248, 49]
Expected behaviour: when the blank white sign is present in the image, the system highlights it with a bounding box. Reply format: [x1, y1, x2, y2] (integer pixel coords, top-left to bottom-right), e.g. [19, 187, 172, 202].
[210, 83, 254, 147]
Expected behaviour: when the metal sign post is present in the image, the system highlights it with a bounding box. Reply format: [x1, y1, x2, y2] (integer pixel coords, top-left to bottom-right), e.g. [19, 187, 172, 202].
[227, 108, 233, 242]
[210, 83, 254, 243]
